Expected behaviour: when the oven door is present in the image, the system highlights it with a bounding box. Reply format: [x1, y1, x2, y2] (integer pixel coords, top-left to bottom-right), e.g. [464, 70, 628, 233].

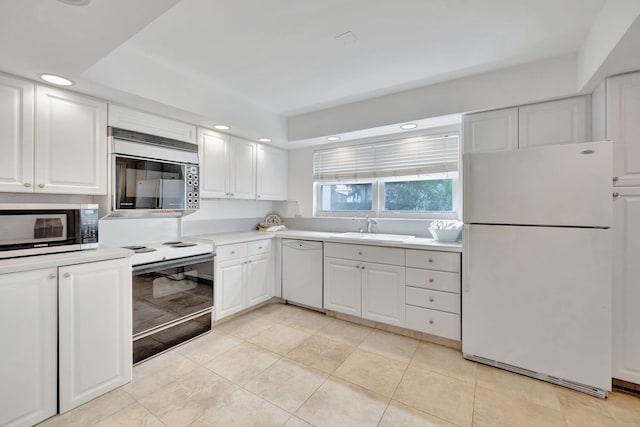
[115, 155, 186, 211]
[132, 253, 214, 364]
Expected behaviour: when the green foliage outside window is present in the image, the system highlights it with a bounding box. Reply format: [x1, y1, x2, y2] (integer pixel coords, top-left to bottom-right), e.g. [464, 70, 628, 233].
[384, 179, 453, 212]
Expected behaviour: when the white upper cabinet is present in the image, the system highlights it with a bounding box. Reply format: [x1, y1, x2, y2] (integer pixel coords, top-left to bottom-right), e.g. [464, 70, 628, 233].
[462, 107, 518, 154]
[198, 129, 256, 199]
[463, 96, 589, 154]
[256, 144, 288, 201]
[108, 104, 197, 144]
[198, 127, 230, 198]
[0, 74, 34, 193]
[229, 136, 256, 199]
[607, 72, 640, 187]
[518, 97, 589, 148]
[35, 86, 107, 195]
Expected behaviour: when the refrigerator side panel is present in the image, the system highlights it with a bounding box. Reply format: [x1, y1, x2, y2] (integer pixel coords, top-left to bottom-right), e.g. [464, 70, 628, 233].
[463, 141, 612, 227]
[461, 224, 612, 391]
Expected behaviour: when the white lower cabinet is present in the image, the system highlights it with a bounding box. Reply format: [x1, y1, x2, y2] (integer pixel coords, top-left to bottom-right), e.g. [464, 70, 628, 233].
[58, 258, 132, 413]
[0, 268, 57, 427]
[324, 243, 405, 327]
[215, 239, 273, 320]
[324, 257, 362, 317]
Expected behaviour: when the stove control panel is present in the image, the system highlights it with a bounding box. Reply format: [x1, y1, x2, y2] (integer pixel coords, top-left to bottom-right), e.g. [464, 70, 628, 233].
[186, 165, 199, 210]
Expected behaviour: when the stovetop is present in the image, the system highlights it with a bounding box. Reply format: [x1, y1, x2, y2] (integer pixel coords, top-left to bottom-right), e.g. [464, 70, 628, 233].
[123, 240, 215, 265]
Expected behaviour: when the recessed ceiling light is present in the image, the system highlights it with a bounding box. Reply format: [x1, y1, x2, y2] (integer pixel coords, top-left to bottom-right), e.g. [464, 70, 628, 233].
[214, 124, 230, 131]
[39, 74, 74, 86]
[327, 136, 341, 141]
[400, 123, 418, 130]
[258, 138, 272, 143]
[56, 0, 91, 5]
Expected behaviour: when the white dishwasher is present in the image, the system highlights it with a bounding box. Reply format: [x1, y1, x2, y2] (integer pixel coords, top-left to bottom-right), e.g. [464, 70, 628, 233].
[282, 239, 323, 310]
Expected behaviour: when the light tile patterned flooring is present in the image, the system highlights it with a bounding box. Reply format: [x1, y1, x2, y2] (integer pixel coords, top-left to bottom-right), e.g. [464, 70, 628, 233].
[40, 303, 640, 426]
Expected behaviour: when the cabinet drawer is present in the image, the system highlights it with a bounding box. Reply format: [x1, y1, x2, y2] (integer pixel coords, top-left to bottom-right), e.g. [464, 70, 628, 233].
[405, 305, 460, 341]
[248, 239, 271, 256]
[406, 287, 460, 314]
[324, 242, 404, 265]
[405, 268, 460, 293]
[216, 243, 247, 262]
[405, 249, 460, 272]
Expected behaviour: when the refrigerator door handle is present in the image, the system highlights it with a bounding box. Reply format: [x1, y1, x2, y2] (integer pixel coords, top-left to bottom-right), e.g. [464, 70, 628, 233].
[462, 224, 471, 292]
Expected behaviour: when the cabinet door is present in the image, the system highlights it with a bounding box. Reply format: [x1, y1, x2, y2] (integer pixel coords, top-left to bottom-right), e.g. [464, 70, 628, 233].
[35, 86, 107, 195]
[198, 128, 230, 198]
[608, 72, 640, 187]
[361, 262, 405, 327]
[215, 259, 246, 320]
[229, 136, 256, 199]
[256, 144, 288, 201]
[613, 187, 640, 384]
[462, 108, 518, 154]
[518, 96, 589, 148]
[246, 254, 273, 307]
[109, 104, 197, 144]
[0, 268, 57, 427]
[324, 257, 361, 317]
[0, 75, 34, 193]
[59, 258, 132, 413]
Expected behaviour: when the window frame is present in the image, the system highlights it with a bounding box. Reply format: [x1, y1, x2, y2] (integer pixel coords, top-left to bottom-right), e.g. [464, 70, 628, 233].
[314, 179, 376, 218]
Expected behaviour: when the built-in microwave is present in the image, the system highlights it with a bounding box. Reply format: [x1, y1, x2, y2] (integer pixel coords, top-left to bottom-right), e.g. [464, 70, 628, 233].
[0, 204, 99, 259]
[110, 127, 200, 216]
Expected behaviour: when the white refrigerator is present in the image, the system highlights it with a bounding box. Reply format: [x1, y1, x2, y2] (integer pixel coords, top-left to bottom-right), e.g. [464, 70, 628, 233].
[462, 141, 613, 397]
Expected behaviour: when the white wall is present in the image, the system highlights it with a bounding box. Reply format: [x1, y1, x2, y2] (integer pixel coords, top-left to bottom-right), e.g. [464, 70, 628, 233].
[287, 55, 579, 142]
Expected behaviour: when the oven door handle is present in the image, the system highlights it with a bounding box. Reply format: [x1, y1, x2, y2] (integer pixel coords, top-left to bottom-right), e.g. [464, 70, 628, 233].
[132, 253, 216, 275]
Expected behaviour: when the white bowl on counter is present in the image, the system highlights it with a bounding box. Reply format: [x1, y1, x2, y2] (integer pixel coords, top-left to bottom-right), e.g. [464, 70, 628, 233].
[429, 228, 461, 242]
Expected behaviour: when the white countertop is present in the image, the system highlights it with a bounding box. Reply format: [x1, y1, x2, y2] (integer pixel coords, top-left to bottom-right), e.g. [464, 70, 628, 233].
[193, 229, 462, 252]
[0, 246, 134, 275]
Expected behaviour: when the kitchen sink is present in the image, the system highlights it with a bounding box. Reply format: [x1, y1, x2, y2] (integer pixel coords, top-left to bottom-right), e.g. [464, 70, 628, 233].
[333, 232, 415, 242]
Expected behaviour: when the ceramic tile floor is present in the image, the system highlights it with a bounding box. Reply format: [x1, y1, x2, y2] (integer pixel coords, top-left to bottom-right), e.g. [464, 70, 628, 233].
[39, 303, 640, 427]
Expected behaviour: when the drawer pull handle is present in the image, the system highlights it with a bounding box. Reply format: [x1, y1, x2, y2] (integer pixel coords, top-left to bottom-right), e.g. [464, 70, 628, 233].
[428, 320, 434, 324]
[429, 297, 434, 302]
[358, 251, 363, 255]
[428, 278, 434, 283]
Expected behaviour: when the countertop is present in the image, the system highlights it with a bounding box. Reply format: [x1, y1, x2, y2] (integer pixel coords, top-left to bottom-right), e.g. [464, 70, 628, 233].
[193, 229, 462, 252]
[0, 246, 133, 275]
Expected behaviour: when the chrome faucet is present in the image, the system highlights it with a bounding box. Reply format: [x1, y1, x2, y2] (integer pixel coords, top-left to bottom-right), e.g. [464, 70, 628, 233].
[353, 215, 378, 233]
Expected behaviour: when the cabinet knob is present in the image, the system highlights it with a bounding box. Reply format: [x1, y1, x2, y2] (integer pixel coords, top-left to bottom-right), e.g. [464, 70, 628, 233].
[358, 251, 363, 255]
[355, 265, 360, 269]
[38, 184, 45, 188]
[428, 278, 434, 283]
[248, 260, 252, 264]
[257, 195, 261, 198]
[230, 193, 235, 196]
[361, 266, 365, 270]
[48, 273, 56, 279]
[613, 176, 619, 183]
[24, 182, 31, 188]
[428, 319, 434, 324]
[429, 297, 434, 302]
[613, 192, 620, 198]
[258, 246, 263, 250]
[428, 258, 433, 263]
[64, 273, 70, 278]
[230, 251, 236, 254]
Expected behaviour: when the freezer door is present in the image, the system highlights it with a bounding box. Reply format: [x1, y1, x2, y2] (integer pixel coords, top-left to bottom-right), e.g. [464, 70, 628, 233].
[462, 224, 612, 391]
[463, 141, 612, 227]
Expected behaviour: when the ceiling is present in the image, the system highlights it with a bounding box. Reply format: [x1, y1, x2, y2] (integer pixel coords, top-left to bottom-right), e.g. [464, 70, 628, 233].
[1, 0, 636, 147]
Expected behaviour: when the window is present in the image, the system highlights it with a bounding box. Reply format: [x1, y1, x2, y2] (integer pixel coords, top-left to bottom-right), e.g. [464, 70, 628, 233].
[314, 133, 459, 218]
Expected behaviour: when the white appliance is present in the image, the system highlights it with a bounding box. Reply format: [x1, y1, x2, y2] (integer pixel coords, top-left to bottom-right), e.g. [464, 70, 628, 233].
[282, 239, 324, 310]
[462, 141, 613, 397]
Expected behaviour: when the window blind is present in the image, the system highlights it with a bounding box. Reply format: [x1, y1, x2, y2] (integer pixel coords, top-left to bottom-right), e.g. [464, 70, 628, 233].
[313, 134, 459, 180]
